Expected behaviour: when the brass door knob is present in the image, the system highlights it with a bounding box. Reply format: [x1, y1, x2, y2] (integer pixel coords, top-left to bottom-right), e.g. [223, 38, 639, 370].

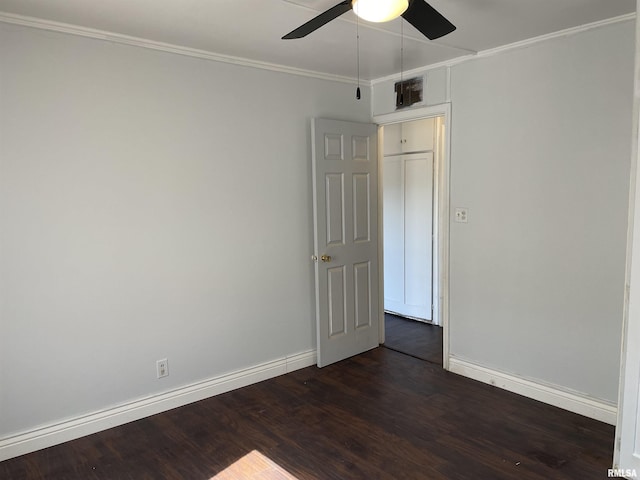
[321, 255, 332, 263]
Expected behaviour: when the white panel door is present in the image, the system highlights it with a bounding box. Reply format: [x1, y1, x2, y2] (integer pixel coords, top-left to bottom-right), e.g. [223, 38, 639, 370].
[404, 153, 433, 318]
[383, 152, 433, 321]
[311, 118, 379, 368]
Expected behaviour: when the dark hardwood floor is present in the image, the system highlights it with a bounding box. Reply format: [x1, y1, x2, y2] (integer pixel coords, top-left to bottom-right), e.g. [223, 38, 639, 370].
[1, 348, 614, 480]
[384, 312, 443, 364]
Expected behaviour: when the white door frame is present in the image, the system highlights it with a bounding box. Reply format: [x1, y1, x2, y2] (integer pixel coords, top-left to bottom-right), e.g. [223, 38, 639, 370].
[614, 4, 640, 470]
[374, 103, 451, 370]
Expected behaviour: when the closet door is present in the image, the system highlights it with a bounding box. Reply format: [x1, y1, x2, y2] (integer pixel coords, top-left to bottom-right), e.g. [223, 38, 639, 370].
[383, 152, 433, 320]
[383, 123, 403, 156]
[383, 119, 434, 155]
[404, 152, 433, 320]
[383, 157, 404, 312]
[402, 119, 435, 153]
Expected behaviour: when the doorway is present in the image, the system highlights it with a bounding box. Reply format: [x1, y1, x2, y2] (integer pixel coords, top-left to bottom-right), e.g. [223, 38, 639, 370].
[380, 115, 445, 364]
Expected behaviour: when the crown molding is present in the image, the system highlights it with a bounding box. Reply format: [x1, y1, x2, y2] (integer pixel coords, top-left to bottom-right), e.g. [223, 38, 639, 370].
[0, 11, 369, 86]
[1, 9, 633, 89]
[371, 12, 636, 85]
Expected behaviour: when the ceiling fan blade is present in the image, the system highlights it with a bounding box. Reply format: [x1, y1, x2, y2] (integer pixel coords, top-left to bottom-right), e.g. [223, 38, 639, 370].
[402, 0, 456, 40]
[282, 0, 352, 39]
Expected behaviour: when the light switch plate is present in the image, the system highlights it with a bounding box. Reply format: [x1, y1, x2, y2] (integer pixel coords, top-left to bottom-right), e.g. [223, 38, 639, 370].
[455, 208, 468, 223]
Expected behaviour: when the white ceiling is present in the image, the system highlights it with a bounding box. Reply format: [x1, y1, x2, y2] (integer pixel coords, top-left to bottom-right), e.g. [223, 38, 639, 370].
[0, 0, 635, 80]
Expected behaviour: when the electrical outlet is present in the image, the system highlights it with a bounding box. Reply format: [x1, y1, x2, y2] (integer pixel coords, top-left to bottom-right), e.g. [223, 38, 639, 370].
[156, 358, 169, 378]
[455, 207, 469, 223]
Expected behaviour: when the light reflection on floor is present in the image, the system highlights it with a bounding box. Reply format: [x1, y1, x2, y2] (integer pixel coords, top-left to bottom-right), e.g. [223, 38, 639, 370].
[211, 450, 300, 480]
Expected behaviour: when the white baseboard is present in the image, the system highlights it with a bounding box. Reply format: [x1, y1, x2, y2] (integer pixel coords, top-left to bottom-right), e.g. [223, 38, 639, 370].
[0, 350, 317, 462]
[448, 357, 617, 425]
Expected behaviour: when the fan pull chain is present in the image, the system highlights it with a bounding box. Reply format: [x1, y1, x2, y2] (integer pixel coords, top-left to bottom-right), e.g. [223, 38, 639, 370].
[356, 14, 361, 100]
[400, 20, 404, 106]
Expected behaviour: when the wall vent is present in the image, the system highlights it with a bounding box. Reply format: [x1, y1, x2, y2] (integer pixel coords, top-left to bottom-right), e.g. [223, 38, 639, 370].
[395, 76, 423, 109]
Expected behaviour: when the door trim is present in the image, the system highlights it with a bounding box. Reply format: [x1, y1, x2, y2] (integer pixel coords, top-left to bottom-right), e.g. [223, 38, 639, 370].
[374, 103, 451, 370]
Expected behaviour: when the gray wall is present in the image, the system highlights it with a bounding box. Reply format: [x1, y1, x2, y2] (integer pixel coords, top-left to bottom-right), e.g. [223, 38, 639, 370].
[448, 21, 634, 402]
[372, 20, 634, 403]
[1, 14, 634, 443]
[0, 22, 369, 437]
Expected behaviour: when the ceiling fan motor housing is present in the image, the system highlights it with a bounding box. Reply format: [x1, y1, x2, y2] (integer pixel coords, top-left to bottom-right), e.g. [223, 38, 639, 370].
[351, 0, 409, 23]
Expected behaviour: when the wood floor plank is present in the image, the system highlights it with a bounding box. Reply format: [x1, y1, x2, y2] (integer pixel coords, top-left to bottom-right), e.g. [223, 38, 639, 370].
[384, 313, 443, 364]
[0, 348, 614, 479]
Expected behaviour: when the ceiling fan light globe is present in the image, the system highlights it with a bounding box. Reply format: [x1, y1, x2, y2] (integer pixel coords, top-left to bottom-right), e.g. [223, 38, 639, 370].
[352, 0, 409, 23]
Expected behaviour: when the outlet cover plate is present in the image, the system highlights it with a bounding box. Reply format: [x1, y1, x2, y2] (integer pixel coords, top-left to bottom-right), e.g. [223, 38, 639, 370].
[455, 208, 468, 223]
[156, 358, 169, 378]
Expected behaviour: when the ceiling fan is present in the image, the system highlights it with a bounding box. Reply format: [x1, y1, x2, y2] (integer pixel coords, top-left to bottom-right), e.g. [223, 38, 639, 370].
[282, 0, 456, 40]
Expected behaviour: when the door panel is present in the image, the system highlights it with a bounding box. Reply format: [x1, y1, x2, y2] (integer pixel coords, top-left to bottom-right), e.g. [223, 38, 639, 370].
[327, 266, 347, 337]
[325, 174, 345, 246]
[383, 158, 404, 306]
[382, 119, 435, 156]
[402, 118, 435, 153]
[352, 135, 370, 161]
[324, 133, 344, 160]
[312, 118, 379, 367]
[383, 152, 434, 320]
[353, 173, 371, 242]
[404, 154, 433, 315]
[354, 261, 372, 329]
[383, 123, 402, 156]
